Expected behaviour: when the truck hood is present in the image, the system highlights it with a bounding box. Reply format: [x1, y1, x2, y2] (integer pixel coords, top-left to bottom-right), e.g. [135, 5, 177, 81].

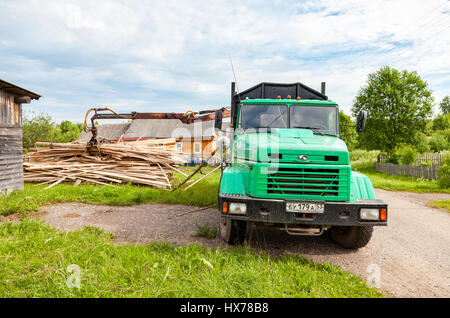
[234, 129, 350, 165]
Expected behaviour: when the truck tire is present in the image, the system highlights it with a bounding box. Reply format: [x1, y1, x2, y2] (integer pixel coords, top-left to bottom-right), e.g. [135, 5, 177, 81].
[328, 226, 373, 249]
[220, 217, 246, 245]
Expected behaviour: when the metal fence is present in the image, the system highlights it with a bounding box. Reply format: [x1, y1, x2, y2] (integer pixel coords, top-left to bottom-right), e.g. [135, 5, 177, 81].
[375, 154, 445, 179]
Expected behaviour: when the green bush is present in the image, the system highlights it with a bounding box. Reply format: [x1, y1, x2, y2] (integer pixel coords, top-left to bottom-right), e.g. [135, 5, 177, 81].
[414, 132, 430, 153]
[398, 145, 418, 165]
[22, 112, 82, 150]
[437, 155, 450, 188]
[349, 150, 380, 162]
[432, 113, 450, 131]
[388, 145, 418, 165]
[442, 129, 450, 143]
[429, 133, 449, 152]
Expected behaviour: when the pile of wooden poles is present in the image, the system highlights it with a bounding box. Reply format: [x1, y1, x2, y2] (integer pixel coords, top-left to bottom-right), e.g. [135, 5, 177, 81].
[23, 139, 186, 189]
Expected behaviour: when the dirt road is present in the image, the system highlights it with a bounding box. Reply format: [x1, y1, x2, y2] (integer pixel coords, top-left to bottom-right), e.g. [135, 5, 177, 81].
[35, 189, 450, 298]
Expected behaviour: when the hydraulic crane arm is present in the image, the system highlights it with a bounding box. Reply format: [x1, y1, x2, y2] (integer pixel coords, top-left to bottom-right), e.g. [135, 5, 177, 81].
[83, 107, 230, 146]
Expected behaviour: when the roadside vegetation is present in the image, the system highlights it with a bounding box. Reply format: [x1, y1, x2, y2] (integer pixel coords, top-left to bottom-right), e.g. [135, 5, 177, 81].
[0, 167, 221, 217]
[350, 150, 449, 193]
[426, 200, 450, 213]
[195, 222, 219, 238]
[0, 220, 381, 298]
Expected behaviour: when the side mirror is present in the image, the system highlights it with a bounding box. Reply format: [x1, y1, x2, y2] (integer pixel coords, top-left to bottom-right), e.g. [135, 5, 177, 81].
[214, 109, 223, 131]
[356, 110, 368, 133]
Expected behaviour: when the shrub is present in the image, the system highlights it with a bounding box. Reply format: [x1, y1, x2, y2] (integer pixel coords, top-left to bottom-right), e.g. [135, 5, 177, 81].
[442, 129, 450, 143]
[437, 155, 450, 188]
[387, 151, 400, 164]
[388, 145, 417, 165]
[414, 132, 430, 153]
[349, 150, 380, 162]
[196, 222, 218, 238]
[432, 113, 450, 131]
[429, 133, 449, 152]
[399, 145, 418, 165]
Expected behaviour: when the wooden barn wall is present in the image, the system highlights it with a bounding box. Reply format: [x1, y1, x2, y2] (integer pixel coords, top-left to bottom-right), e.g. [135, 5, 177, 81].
[0, 90, 23, 194]
[0, 90, 21, 127]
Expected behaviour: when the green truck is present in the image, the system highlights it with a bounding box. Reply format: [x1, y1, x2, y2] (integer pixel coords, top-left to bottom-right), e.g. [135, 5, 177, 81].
[215, 82, 387, 249]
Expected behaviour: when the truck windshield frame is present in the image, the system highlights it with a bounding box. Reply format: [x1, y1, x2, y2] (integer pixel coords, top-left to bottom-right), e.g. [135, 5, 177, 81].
[238, 104, 338, 136]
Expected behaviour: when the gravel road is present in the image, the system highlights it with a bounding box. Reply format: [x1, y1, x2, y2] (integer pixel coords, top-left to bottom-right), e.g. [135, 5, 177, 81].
[34, 189, 450, 298]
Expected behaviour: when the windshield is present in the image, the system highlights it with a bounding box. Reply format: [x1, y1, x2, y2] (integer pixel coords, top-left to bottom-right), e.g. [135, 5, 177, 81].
[238, 104, 338, 135]
[238, 104, 288, 129]
[290, 105, 337, 136]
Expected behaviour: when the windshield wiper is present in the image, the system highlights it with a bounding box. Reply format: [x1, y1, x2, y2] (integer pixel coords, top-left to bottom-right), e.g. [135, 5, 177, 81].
[293, 126, 324, 135]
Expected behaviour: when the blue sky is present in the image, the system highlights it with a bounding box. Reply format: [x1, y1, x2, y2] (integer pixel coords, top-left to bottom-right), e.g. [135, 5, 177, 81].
[0, 0, 449, 122]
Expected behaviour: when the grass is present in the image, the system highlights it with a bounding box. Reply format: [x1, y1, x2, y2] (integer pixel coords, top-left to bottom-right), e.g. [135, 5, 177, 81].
[0, 219, 382, 298]
[196, 222, 219, 238]
[0, 166, 222, 216]
[426, 200, 450, 212]
[350, 151, 449, 193]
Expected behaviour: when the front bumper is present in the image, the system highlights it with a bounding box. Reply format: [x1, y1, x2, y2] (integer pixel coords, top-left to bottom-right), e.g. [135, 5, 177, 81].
[219, 194, 387, 226]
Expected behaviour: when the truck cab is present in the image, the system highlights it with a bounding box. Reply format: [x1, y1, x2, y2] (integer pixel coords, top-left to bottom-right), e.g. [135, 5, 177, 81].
[217, 82, 387, 249]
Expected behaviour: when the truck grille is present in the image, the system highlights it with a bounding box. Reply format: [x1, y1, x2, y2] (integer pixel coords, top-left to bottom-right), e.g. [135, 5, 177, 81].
[266, 167, 340, 197]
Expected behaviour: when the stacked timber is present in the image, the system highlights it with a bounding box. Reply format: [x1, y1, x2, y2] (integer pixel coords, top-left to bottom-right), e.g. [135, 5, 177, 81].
[23, 139, 185, 189]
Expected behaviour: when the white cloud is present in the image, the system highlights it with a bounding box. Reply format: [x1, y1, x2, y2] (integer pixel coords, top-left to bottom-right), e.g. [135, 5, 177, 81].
[0, 0, 448, 122]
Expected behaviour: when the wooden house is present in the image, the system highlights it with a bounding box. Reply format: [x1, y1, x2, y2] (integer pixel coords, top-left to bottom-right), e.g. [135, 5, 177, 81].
[0, 78, 41, 194]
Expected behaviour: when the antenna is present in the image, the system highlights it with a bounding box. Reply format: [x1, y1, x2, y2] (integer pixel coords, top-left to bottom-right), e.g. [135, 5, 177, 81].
[228, 54, 241, 101]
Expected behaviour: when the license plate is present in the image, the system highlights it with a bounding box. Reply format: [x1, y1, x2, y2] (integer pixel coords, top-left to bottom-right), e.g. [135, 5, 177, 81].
[286, 202, 324, 214]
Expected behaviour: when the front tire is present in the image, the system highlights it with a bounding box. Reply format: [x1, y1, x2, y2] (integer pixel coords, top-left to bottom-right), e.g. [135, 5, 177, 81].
[220, 217, 246, 245]
[328, 226, 373, 249]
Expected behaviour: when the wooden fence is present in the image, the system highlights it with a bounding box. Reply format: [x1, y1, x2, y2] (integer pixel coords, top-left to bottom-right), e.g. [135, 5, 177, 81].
[374, 162, 438, 179]
[378, 153, 446, 166]
[375, 153, 445, 179]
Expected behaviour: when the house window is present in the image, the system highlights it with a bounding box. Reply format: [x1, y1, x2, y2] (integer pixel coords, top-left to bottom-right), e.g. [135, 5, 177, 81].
[176, 142, 183, 153]
[193, 141, 201, 154]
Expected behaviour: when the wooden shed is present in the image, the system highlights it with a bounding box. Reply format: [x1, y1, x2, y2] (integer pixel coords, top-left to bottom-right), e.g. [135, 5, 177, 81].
[0, 78, 41, 194]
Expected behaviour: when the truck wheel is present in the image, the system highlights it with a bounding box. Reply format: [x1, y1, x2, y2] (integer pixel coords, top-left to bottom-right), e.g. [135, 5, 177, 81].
[220, 217, 246, 245]
[328, 226, 373, 249]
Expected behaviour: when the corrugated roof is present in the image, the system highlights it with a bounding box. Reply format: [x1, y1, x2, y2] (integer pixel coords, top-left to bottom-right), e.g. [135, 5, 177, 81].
[0, 78, 41, 99]
[77, 123, 131, 143]
[124, 119, 216, 139]
[76, 120, 215, 142]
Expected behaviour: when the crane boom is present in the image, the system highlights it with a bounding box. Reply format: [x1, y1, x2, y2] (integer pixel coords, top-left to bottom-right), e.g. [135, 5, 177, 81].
[83, 107, 230, 147]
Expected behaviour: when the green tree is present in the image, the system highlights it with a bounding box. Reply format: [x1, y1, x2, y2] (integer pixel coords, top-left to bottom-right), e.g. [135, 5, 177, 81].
[52, 120, 83, 143]
[338, 110, 358, 151]
[412, 131, 430, 153]
[432, 113, 450, 131]
[440, 96, 450, 114]
[352, 66, 433, 153]
[22, 112, 83, 150]
[22, 111, 55, 149]
[429, 133, 449, 152]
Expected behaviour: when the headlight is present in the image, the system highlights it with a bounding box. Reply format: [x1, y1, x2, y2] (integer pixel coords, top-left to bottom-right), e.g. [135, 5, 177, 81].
[360, 208, 380, 220]
[229, 202, 247, 215]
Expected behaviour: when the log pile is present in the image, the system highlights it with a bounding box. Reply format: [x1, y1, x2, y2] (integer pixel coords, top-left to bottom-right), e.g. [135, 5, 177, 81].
[23, 139, 185, 189]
